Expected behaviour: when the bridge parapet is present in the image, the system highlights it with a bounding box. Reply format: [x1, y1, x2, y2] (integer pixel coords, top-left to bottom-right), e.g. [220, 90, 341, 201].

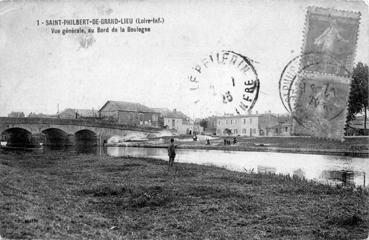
[0, 117, 160, 132]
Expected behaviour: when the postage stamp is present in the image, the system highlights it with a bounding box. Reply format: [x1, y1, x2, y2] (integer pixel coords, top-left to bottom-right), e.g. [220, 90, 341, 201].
[293, 72, 351, 140]
[188, 50, 260, 117]
[301, 7, 360, 75]
[279, 52, 350, 114]
[291, 7, 361, 140]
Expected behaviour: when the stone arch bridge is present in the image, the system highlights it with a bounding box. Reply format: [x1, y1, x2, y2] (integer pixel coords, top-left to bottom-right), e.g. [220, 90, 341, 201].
[0, 117, 160, 147]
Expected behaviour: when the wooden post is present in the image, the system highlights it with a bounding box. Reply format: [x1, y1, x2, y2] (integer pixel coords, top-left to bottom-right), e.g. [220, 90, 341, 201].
[364, 172, 366, 188]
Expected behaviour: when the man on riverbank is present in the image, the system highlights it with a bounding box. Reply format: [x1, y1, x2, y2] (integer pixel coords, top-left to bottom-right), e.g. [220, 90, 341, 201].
[168, 138, 176, 170]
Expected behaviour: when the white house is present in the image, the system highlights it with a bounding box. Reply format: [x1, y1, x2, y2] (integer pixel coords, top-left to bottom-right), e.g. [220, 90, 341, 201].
[215, 112, 279, 136]
[154, 108, 201, 135]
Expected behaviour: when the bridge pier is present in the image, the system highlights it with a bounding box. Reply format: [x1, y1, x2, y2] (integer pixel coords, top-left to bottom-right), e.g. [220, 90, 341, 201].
[96, 135, 109, 146]
[66, 134, 75, 146]
[31, 133, 44, 147]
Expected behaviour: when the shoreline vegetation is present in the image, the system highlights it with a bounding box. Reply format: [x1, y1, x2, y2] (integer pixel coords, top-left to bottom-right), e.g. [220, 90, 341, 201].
[0, 151, 368, 239]
[108, 136, 369, 158]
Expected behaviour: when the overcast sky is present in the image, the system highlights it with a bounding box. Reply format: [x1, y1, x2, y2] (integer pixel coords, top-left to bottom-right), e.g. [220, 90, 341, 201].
[0, 0, 368, 118]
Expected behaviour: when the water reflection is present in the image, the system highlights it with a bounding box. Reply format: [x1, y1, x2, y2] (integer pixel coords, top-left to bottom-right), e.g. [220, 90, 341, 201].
[43, 144, 100, 155]
[320, 170, 355, 186]
[293, 168, 305, 179]
[257, 166, 276, 174]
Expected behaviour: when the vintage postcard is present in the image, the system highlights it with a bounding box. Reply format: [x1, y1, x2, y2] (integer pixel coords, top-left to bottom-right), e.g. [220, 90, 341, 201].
[0, 0, 368, 239]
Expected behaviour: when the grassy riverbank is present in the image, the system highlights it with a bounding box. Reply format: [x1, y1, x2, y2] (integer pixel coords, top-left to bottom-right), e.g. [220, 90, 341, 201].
[1, 151, 368, 239]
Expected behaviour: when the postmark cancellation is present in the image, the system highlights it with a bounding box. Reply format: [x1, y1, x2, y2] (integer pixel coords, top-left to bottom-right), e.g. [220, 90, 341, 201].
[293, 72, 351, 140]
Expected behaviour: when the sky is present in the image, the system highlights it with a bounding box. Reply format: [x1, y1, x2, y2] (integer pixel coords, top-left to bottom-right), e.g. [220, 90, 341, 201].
[0, 0, 368, 118]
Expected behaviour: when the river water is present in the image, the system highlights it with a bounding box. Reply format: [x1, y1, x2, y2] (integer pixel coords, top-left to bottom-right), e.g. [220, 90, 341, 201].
[31, 145, 368, 187]
[100, 146, 368, 187]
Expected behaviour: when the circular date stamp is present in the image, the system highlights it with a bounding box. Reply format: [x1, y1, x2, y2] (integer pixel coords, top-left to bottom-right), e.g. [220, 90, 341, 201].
[279, 52, 351, 114]
[187, 50, 260, 117]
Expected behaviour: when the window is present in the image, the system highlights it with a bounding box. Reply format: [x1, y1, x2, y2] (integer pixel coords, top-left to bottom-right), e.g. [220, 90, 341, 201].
[242, 128, 246, 134]
[234, 129, 237, 134]
[243, 119, 246, 124]
[231, 120, 232, 124]
[253, 128, 256, 134]
[250, 118, 252, 123]
[226, 120, 228, 124]
[218, 120, 220, 125]
[285, 127, 288, 132]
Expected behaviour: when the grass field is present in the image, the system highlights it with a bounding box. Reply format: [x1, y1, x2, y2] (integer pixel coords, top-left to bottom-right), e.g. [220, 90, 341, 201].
[0, 151, 368, 239]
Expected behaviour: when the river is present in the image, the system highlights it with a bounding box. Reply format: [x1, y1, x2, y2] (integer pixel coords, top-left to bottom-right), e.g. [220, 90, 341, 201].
[98, 146, 368, 187]
[13, 145, 360, 187]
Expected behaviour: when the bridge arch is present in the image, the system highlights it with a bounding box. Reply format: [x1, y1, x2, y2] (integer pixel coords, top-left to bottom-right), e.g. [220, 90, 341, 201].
[75, 129, 97, 146]
[42, 128, 70, 146]
[1, 127, 34, 147]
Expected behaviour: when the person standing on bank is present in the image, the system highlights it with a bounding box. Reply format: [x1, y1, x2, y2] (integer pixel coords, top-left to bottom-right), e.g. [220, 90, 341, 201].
[168, 138, 176, 170]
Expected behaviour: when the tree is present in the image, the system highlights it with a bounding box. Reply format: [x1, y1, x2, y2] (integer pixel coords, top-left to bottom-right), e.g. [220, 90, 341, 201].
[223, 128, 232, 135]
[347, 62, 368, 130]
[199, 119, 208, 130]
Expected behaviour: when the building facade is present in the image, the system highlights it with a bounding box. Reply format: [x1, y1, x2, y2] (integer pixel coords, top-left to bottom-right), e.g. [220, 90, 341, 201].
[99, 101, 159, 127]
[8, 112, 25, 118]
[265, 115, 292, 136]
[154, 108, 202, 135]
[215, 113, 279, 136]
[163, 110, 195, 135]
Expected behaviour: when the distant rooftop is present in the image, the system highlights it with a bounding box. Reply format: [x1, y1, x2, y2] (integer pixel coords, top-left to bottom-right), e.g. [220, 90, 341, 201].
[99, 101, 158, 113]
[152, 108, 189, 119]
[61, 108, 97, 115]
[215, 112, 277, 119]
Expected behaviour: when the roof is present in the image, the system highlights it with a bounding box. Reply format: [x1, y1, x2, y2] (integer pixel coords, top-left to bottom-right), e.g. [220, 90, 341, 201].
[267, 121, 292, 129]
[216, 113, 277, 119]
[152, 108, 189, 119]
[60, 108, 97, 116]
[152, 108, 171, 114]
[277, 114, 291, 123]
[164, 111, 188, 119]
[99, 101, 158, 113]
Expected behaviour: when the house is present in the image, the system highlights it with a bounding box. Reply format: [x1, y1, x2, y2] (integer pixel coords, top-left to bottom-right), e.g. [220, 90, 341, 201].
[28, 112, 56, 118]
[215, 112, 279, 136]
[99, 101, 159, 127]
[8, 112, 25, 118]
[346, 115, 369, 135]
[265, 115, 292, 136]
[59, 108, 98, 119]
[153, 108, 200, 135]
